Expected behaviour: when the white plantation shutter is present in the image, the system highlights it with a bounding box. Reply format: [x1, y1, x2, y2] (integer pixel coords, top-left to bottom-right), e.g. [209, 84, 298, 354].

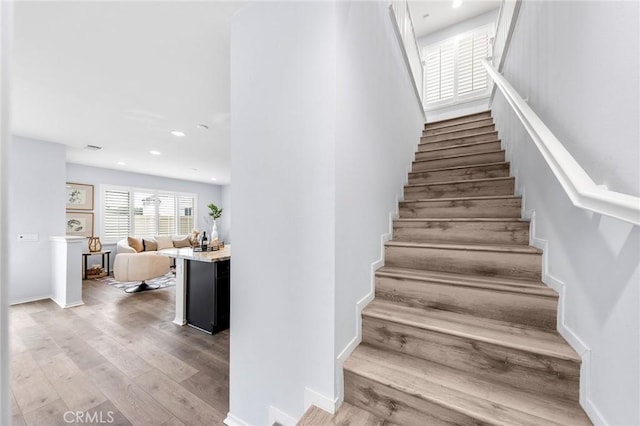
[423, 24, 493, 108]
[157, 194, 176, 236]
[425, 42, 455, 104]
[178, 196, 195, 235]
[133, 192, 158, 238]
[103, 189, 131, 241]
[457, 29, 490, 96]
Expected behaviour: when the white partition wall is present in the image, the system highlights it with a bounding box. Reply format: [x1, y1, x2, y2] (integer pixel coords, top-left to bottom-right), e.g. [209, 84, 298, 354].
[50, 236, 85, 308]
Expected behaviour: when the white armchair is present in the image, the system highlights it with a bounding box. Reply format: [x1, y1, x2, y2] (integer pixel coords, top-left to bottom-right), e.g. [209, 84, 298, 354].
[113, 252, 170, 293]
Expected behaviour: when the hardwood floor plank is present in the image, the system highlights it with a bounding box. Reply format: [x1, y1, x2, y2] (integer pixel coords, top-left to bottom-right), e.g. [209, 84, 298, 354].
[85, 362, 173, 425]
[179, 371, 229, 413]
[11, 351, 60, 414]
[83, 400, 132, 426]
[85, 334, 153, 378]
[22, 399, 69, 426]
[133, 369, 226, 425]
[37, 352, 108, 412]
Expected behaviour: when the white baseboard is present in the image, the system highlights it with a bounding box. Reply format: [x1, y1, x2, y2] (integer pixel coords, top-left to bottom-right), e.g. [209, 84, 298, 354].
[268, 405, 297, 426]
[526, 207, 607, 426]
[304, 387, 338, 415]
[9, 294, 51, 306]
[223, 412, 248, 426]
[50, 298, 84, 309]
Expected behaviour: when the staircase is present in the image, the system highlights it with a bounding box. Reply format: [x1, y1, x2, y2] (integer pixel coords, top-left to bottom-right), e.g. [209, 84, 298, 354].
[300, 111, 591, 425]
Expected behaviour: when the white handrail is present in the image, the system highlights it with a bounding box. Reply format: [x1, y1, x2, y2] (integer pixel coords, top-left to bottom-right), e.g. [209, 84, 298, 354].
[482, 59, 640, 226]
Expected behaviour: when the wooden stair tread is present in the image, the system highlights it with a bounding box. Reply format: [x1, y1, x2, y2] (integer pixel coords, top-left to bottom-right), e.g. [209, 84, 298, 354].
[418, 139, 501, 153]
[408, 161, 509, 175]
[394, 217, 527, 223]
[297, 402, 389, 426]
[346, 345, 589, 426]
[376, 266, 551, 293]
[420, 130, 497, 143]
[424, 110, 491, 127]
[405, 176, 514, 189]
[364, 299, 577, 361]
[385, 240, 542, 254]
[412, 149, 503, 164]
[400, 194, 521, 203]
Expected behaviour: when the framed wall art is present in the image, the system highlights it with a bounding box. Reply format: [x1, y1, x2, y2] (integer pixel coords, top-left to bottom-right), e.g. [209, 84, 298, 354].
[66, 182, 94, 211]
[66, 212, 94, 237]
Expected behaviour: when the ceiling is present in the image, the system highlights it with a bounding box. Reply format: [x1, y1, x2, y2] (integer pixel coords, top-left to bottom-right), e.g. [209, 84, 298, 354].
[408, 0, 501, 39]
[12, 1, 245, 185]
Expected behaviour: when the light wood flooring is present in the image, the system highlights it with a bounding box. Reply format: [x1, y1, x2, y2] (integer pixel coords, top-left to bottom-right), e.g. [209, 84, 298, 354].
[9, 279, 229, 425]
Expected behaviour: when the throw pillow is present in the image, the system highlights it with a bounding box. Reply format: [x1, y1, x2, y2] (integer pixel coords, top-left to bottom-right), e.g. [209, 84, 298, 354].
[173, 236, 191, 248]
[143, 238, 158, 251]
[190, 229, 200, 245]
[155, 235, 174, 250]
[127, 236, 144, 253]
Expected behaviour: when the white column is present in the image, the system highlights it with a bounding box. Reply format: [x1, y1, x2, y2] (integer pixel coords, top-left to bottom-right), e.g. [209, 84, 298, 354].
[50, 236, 85, 308]
[173, 257, 187, 325]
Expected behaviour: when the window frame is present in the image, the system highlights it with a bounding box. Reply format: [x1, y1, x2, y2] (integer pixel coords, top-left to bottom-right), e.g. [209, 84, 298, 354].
[423, 23, 495, 111]
[101, 184, 197, 244]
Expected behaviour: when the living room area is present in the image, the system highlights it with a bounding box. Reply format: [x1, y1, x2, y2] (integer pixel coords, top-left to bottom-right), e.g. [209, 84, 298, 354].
[6, 1, 237, 424]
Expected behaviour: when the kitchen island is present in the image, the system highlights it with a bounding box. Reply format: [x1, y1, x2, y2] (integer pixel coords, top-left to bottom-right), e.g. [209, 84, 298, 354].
[158, 246, 230, 334]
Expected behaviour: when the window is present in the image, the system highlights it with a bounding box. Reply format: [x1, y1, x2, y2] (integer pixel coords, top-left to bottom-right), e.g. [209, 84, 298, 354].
[423, 24, 494, 108]
[102, 186, 197, 242]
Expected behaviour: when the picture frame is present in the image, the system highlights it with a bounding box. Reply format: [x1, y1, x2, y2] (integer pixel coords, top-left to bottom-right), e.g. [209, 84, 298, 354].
[66, 212, 94, 237]
[66, 182, 94, 211]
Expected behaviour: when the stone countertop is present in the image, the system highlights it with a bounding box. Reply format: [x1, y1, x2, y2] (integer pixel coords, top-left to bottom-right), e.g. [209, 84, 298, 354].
[157, 245, 231, 263]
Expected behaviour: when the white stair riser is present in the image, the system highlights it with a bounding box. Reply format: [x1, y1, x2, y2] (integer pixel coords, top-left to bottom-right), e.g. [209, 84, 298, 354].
[385, 245, 542, 280]
[424, 111, 492, 130]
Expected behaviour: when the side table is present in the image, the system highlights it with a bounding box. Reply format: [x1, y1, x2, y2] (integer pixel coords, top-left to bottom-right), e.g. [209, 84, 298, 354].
[82, 250, 112, 279]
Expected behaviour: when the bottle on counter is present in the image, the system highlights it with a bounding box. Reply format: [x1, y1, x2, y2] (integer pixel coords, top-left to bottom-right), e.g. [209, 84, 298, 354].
[201, 231, 208, 251]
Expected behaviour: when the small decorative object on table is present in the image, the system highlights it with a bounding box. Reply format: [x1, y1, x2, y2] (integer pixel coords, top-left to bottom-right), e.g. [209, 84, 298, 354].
[88, 236, 102, 252]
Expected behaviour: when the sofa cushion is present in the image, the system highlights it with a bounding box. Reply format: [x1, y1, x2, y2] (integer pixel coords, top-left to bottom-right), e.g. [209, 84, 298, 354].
[143, 238, 158, 252]
[155, 235, 174, 250]
[173, 236, 191, 248]
[127, 236, 144, 253]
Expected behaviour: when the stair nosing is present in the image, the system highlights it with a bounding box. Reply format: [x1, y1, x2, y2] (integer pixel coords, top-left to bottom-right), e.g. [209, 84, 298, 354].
[393, 218, 528, 223]
[420, 129, 498, 143]
[405, 176, 514, 189]
[424, 116, 494, 132]
[424, 110, 491, 127]
[417, 139, 502, 154]
[375, 268, 554, 297]
[408, 161, 510, 175]
[363, 301, 577, 362]
[400, 194, 521, 204]
[385, 240, 542, 254]
[412, 150, 504, 165]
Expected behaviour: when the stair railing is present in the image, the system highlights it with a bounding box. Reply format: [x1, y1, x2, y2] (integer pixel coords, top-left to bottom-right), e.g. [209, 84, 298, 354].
[389, 1, 426, 121]
[482, 59, 640, 226]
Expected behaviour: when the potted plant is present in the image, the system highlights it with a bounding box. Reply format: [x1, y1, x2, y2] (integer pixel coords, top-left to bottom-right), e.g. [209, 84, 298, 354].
[207, 203, 223, 242]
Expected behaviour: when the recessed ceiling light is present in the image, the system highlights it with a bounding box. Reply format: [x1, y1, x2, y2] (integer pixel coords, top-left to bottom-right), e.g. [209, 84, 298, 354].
[117, 161, 126, 166]
[170, 130, 185, 137]
[197, 124, 209, 130]
[210, 177, 217, 181]
[150, 150, 162, 155]
[452, 0, 463, 8]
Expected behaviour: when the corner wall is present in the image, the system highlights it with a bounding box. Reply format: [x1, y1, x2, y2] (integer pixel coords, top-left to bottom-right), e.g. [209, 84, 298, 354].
[9, 136, 66, 304]
[491, 2, 639, 424]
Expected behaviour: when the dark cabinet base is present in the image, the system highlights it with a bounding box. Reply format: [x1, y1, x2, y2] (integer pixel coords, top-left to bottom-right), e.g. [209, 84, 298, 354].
[186, 259, 230, 334]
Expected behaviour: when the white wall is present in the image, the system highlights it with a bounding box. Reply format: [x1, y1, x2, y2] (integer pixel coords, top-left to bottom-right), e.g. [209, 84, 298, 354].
[66, 163, 225, 268]
[229, 2, 337, 424]
[491, 2, 639, 424]
[418, 9, 499, 122]
[334, 0, 424, 399]
[9, 136, 66, 304]
[219, 185, 231, 244]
